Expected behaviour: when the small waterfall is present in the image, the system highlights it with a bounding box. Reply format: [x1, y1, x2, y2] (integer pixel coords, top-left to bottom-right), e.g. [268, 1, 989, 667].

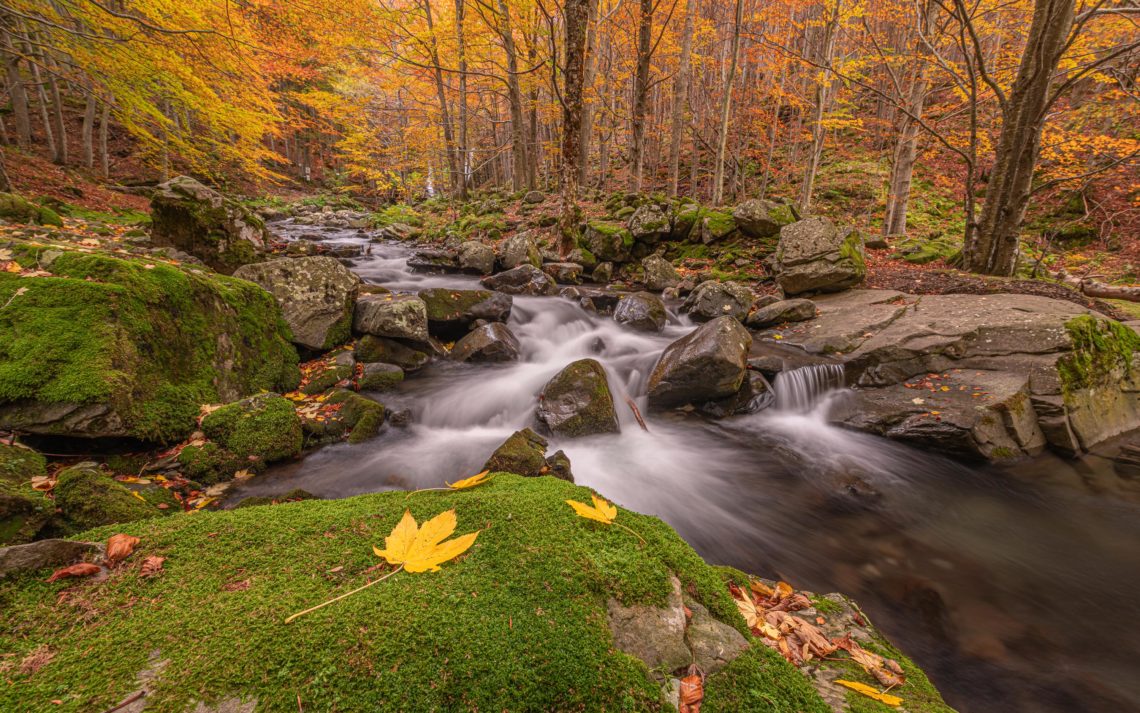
[773, 363, 845, 412]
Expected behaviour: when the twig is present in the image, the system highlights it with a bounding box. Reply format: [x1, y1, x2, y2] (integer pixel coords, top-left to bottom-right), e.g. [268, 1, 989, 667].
[624, 396, 649, 432]
[285, 565, 403, 624]
[613, 522, 647, 547]
[101, 691, 145, 713]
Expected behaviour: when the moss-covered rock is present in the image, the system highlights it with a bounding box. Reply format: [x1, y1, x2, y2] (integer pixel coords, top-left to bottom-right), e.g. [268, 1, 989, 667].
[580, 221, 633, 263]
[53, 465, 156, 531]
[177, 442, 256, 486]
[325, 389, 386, 444]
[0, 248, 300, 443]
[149, 176, 268, 274]
[0, 193, 63, 227]
[0, 480, 53, 545]
[232, 488, 318, 509]
[0, 443, 46, 485]
[357, 363, 404, 391]
[301, 364, 355, 395]
[201, 394, 302, 463]
[354, 335, 430, 371]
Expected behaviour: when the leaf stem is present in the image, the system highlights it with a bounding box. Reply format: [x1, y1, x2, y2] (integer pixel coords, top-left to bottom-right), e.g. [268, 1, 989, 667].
[614, 522, 647, 546]
[405, 487, 449, 499]
[284, 565, 403, 624]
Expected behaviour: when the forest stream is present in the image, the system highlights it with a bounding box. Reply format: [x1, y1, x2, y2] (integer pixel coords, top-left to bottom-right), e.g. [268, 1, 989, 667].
[227, 223, 1140, 713]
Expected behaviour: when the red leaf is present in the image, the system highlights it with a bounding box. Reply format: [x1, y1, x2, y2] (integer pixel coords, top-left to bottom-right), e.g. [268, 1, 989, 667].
[45, 563, 100, 583]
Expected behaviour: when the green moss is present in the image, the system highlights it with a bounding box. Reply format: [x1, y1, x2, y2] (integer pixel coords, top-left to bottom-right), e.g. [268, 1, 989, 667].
[418, 288, 495, 323]
[0, 193, 63, 226]
[0, 479, 53, 545]
[809, 596, 843, 615]
[0, 443, 46, 485]
[177, 443, 255, 486]
[1057, 315, 1140, 394]
[0, 247, 300, 442]
[0, 475, 828, 711]
[302, 364, 354, 395]
[839, 232, 867, 278]
[483, 429, 549, 477]
[324, 389, 385, 444]
[703, 210, 737, 239]
[201, 394, 302, 463]
[232, 488, 318, 509]
[371, 203, 423, 228]
[704, 646, 830, 713]
[53, 466, 156, 531]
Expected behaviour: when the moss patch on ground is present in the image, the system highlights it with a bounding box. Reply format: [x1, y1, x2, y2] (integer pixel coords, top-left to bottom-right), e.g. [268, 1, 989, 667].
[201, 394, 303, 463]
[0, 246, 300, 442]
[0, 475, 831, 712]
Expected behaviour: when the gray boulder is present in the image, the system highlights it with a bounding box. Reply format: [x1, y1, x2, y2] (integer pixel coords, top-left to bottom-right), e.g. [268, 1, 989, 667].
[480, 265, 559, 296]
[450, 323, 522, 363]
[544, 262, 583, 285]
[614, 292, 667, 333]
[773, 217, 866, 295]
[483, 428, 573, 481]
[681, 280, 754, 322]
[149, 176, 267, 274]
[354, 335, 430, 371]
[458, 241, 496, 275]
[407, 247, 460, 272]
[233, 256, 360, 351]
[745, 298, 817, 329]
[419, 288, 512, 338]
[648, 316, 752, 408]
[627, 204, 670, 244]
[498, 232, 542, 270]
[536, 359, 620, 437]
[581, 221, 632, 263]
[353, 294, 429, 341]
[641, 255, 679, 291]
[358, 362, 404, 391]
[732, 199, 795, 239]
[522, 190, 545, 204]
[0, 539, 101, 577]
[592, 262, 614, 283]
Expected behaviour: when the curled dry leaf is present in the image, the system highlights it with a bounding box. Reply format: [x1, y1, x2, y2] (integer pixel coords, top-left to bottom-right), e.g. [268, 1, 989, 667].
[139, 556, 166, 578]
[105, 534, 140, 565]
[45, 563, 101, 583]
[679, 664, 704, 713]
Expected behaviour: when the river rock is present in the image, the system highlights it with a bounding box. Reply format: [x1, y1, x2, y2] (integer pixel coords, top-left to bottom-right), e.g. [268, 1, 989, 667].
[606, 576, 691, 676]
[593, 262, 614, 283]
[614, 292, 667, 333]
[419, 288, 512, 338]
[745, 298, 817, 329]
[523, 190, 545, 204]
[498, 232, 542, 270]
[772, 217, 866, 295]
[648, 316, 752, 408]
[641, 255, 679, 291]
[54, 464, 156, 531]
[732, 199, 795, 239]
[697, 210, 738, 244]
[0, 246, 299, 442]
[354, 335, 430, 372]
[567, 247, 598, 271]
[407, 247, 459, 271]
[358, 362, 404, 391]
[627, 204, 670, 244]
[483, 428, 573, 481]
[450, 323, 521, 362]
[681, 280, 754, 322]
[150, 176, 267, 274]
[202, 393, 303, 463]
[232, 256, 359, 351]
[536, 359, 620, 437]
[684, 599, 750, 674]
[581, 221, 632, 263]
[458, 241, 496, 275]
[0, 539, 101, 576]
[544, 262, 583, 285]
[480, 265, 558, 296]
[353, 293, 429, 341]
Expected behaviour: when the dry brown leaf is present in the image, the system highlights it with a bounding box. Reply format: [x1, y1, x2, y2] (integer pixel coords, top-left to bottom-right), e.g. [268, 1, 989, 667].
[834, 634, 906, 687]
[105, 534, 140, 565]
[749, 579, 775, 599]
[139, 556, 165, 578]
[679, 665, 704, 713]
[45, 563, 100, 583]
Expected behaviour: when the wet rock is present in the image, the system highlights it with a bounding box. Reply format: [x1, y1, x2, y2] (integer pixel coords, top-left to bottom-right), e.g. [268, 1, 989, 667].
[480, 264, 558, 296]
[0, 483, 52, 546]
[614, 291, 667, 333]
[497, 232, 542, 270]
[627, 204, 670, 244]
[458, 241, 496, 275]
[358, 362, 404, 391]
[202, 393, 303, 463]
[407, 247, 459, 271]
[419, 288, 512, 338]
[592, 262, 614, 283]
[745, 298, 817, 329]
[641, 255, 679, 291]
[0, 539, 101, 576]
[233, 256, 360, 351]
[648, 316, 752, 408]
[451, 323, 522, 363]
[354, 335, 430, 372]
[353, 293, 429, 341]
[483, 428, 573, 480]
[379, 222, 420, 241]
[176, 442, 253, 486]
[606, 576, 691, 677]
[149, 176, 267, 274]
[301, 361, 354, 394]
[732, 199, 795, 239]
[544, 262, 583, 285]
[681, 280, 754, 322]
[327, 390, 385, 444]
[773, 217, 866, 295]
[55, 464, 155, 531]
[536, 358, 620, 438]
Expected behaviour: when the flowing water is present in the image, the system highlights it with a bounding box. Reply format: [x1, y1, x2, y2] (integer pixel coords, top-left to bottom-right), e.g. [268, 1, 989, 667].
[233, 225, 1140, 713]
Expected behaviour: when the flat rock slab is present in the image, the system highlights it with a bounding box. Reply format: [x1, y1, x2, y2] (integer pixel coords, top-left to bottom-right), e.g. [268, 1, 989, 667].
[757, 290, 912, 355]
[0, 539, 101, 576]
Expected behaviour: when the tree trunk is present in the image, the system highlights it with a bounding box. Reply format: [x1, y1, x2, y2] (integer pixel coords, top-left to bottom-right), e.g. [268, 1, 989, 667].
[496, 0, 532, 192]
[455, 0, 469, 199]
[559, 0, 591, 254]
[0, 148, 11, 191]
[421, 0, 460, 196]
[963, 0, 1076, 275]
[797, 0, 841, 213]
[759, 66, 786, 199]
[711, 0, 744, 205]
[1, 21, 31, 149]
[99, 98, 111, 179]
[667, 0, 696, 198]
[628, 0, 653, 192]
[577, 0, 600, 187]
[883, 72, 928, 236]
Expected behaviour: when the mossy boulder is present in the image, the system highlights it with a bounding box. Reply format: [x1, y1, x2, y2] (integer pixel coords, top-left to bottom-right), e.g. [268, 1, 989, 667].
[358, 362, 404, 391]
[773, 218, 866, 296]
[301, 362, 354, 395]
[149, 176, 268, 274]
[177, 442, 256, 486]
[0, 445, 53, 545]
[0, 443, 46, 485]
[889, 235, 962, 265]
[536, 359, 620, 438]
[497, 232, 543, 270]
[581, 221, 633, 263]
[0, 248, 300, 442]
[732, 199, 794, 239]
[201, 394, 302, 463]
[418, 288, 512, 338]
[482, 428, 568, 478]
[697, 210, 738, 244]
[53, 465, 156, 531]
[354, 335, 430, 372]
[0, 193, 63, 227]
[326, 389, 386, 444]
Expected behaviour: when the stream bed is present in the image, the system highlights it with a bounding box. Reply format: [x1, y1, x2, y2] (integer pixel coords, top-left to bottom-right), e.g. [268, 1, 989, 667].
[231, 225, 1140, 713]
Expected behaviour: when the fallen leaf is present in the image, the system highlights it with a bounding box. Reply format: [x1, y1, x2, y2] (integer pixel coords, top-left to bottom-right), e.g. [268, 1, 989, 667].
[446, 470, 491, 490]
[105, 534, 140, 565]
[45, 563, 100, 583]
[834, 679, 903, 707]
[139, 556, 165, 578]
[679, 664, 704, 713]
[372, 509, 479, 573]
[566, 494, 617, 524]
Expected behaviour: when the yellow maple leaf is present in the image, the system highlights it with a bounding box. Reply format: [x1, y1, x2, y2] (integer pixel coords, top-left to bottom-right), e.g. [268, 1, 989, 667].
[446, 470, 491, 490]
[373, 509, 479, 573]
[834, 680, 903, 707]
[566, 494, 617, 524]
